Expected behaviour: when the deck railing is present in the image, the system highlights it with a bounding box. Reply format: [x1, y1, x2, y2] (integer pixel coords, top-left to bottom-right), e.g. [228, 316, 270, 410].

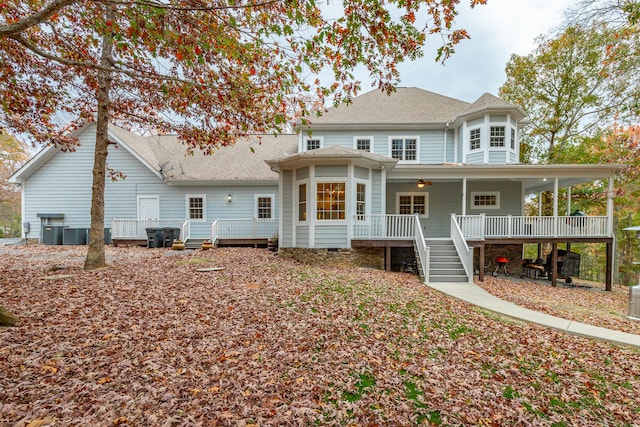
[454, 215, 610, 239]
[352, 214, 415, 239]
[450, 214, 473, 282]
[413, 215, 430, 283]
[211, 218, 278, 242]
[111, 218, 188, 240]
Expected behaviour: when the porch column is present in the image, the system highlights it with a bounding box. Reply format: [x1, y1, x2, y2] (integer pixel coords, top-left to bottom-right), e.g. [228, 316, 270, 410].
[551, 242, 558, 287]
[461, 178, 467, 215]
[553, 177, 559, 236]
[538, 192, 542, 216]
[607, 176, 614, 236]
[606, 241, 613, 291]
[566, 187, 572, 215]
[478, 244, 485, 282]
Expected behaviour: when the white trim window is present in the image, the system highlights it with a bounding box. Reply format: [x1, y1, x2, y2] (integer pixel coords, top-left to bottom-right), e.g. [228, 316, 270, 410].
[356, 182, 366, 220]
[490, 126, 505, 147]
[510, 128, 516, 150]
[397, 192, 428, 217]
[298, 183, 307, 222]
[304, 136, 322, 151]
[390, 137, 418, 161]
[255, 194, 274, 219]
[354, 137, 372, 152]
[187, 194, 206, 221]
[469, 128, 481, 150]
[471, 191, 500, 209]
[316, 182, 346, 220]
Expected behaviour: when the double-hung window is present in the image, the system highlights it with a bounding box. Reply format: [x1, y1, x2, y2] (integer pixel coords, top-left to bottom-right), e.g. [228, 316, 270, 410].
[510, 128, 516, 150]
[397, 193, 428, 217]
[490, 126, 505, 147]
[354, 137, 372, 152]
[356, 183, 366, 220]
[298, 184, 307, 221]
[255, 195, 274, 219]
[187, 195, 205, 221]
[469, 129, 481, 150]
[390, 138, 417, 161]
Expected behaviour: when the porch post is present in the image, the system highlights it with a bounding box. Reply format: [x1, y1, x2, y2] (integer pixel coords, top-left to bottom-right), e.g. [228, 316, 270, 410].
[551, 242, 558, 287]
[538, 192, 542, 216]
[553, 177, 559, 237]
[606, 241, 613, 291]
[607, 176, 614, 236]
[566, 186, 572, 215]
[462, 178, 467, 215]
[478, 244, 485, 282]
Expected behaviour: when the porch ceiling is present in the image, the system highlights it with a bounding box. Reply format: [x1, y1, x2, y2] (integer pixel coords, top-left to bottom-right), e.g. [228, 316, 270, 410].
[389, 163, 624, 194]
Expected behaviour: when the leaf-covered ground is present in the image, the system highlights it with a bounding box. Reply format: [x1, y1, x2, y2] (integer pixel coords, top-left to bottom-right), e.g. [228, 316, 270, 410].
[476, 275, 640, 336]
[1, 245, 639, 426]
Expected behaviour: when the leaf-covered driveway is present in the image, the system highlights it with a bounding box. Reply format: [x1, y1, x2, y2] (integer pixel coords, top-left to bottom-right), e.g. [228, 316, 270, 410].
[1, 246, 639, 426]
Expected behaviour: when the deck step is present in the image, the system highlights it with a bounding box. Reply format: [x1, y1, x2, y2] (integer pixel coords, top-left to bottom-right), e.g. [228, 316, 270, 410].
[425, 239, 468, 282]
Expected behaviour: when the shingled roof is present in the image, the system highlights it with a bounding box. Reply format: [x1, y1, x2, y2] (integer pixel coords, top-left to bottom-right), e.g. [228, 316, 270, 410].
[111, 125, 298, 183]
[303, 87, 470, 128]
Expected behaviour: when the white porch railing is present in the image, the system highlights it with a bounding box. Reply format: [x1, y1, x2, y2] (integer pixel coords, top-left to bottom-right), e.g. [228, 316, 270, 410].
[413, 215, 430, 284]
[352, 214, 415, 239]
[211, 218, 278, 242]
[454, 215, 610, 239]
[450, 214, 473, 283]
[111, 218, 188, 240]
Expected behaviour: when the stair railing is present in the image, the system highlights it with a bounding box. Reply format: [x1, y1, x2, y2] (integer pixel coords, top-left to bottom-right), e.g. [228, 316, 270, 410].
[210, 219, 219, 245]
[450, 213, 473, 283]
[413, 214, 430, 283]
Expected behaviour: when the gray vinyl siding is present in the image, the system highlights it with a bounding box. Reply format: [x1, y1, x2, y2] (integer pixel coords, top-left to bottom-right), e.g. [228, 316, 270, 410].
[488, 151, 506, 164]
[467, 181, 522, 215]
[22, 123, 278, 241]
[509, 152, 517, 163]
[296, 167, 309, 180]
[466, 151, 484, 164]
[457, 127, 463, 163]
[296, 225, 309, 247]
[419, 130, 444, 163]
[281, 170, 293, 247]
[314, 225, 348, 248]
[354, 166, 368, 180]
[490, 115, 507, 122]
[468, 117, 484, 127]
[445, 129, 455, 163]
[371, 169, 383, 214]
[315, 164, 348, 177]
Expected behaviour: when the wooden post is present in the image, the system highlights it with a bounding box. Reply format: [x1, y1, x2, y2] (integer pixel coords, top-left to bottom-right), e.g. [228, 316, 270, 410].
[385, 246, 391, 272]
[606, 242, 613, 291]
[551, 242, 558, 287]
[478, 245, 485, 282]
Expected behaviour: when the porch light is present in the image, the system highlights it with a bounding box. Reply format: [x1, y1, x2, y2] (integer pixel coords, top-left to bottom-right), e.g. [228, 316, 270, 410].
[227, 194, 233, 203]
[417, 179, 431, 188]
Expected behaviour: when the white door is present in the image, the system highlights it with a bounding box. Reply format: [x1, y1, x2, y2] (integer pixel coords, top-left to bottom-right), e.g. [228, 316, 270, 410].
[138, 196, 159, 219]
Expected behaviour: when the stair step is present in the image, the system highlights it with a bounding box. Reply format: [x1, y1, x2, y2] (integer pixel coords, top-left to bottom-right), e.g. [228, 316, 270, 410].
[429, 275, 469, 282]
[430, 268, 467, 275]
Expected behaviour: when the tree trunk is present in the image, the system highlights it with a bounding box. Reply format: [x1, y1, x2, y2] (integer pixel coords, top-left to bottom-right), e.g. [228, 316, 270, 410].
[0, 305, 18, 326]
[84, 10, 114, 270]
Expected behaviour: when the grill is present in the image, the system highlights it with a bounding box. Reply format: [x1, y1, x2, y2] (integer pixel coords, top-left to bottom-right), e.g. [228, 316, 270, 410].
[493, 256, 509, 276]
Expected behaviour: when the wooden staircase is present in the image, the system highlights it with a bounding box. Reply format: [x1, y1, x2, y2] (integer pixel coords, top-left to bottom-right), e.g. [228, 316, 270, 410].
[184, 238, 207, 250]
[426, 239, 468, 283]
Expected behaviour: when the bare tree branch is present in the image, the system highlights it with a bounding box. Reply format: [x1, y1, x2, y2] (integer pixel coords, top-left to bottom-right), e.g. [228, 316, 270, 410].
[0, 0, 78, 38]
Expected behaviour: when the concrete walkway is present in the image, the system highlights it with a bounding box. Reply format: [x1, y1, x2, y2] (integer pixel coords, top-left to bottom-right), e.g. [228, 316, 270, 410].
[428, 281, 640, 349]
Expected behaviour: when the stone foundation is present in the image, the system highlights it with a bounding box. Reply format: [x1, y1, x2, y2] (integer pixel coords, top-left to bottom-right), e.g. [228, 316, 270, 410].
[279, 247, 385, 270]
[475, 244, 524, 276]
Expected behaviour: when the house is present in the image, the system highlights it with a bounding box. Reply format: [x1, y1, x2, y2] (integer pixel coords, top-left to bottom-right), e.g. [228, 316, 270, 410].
[10, 88, 622, 288]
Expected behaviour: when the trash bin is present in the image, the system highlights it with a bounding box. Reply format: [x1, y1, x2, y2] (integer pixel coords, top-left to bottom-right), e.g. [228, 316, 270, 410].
[630, 285, 640, 320]
[145, 227, 164, 248]
[162, 227, 181, 247]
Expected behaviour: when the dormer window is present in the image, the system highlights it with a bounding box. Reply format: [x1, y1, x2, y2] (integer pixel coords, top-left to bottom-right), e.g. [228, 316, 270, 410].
[490, 126, 505, 147]
[511, 128, 516, 149]
[469, 129, 481, 150]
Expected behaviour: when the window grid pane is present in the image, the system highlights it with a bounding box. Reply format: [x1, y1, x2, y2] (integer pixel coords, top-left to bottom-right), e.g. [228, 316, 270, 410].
[490, 126, 505, 147]
[356, 183, 366, 217]
[391, 139, 403, 159]
[470, 129, 481, 150]
[189, 197, 203, 219]
[257, 197, 272, 219]
[474, 194, 497, 206]
[405, 139, 417, 160]
[356, 139, 371, 151]
[316, 182, 345, 220]
[510, 128, 515, 149]
[307, 139, 320, 150]
[298, 184, 307, 221]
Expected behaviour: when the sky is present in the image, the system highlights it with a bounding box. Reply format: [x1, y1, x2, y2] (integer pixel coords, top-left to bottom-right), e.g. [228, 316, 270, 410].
[375, 0, 576, 102]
